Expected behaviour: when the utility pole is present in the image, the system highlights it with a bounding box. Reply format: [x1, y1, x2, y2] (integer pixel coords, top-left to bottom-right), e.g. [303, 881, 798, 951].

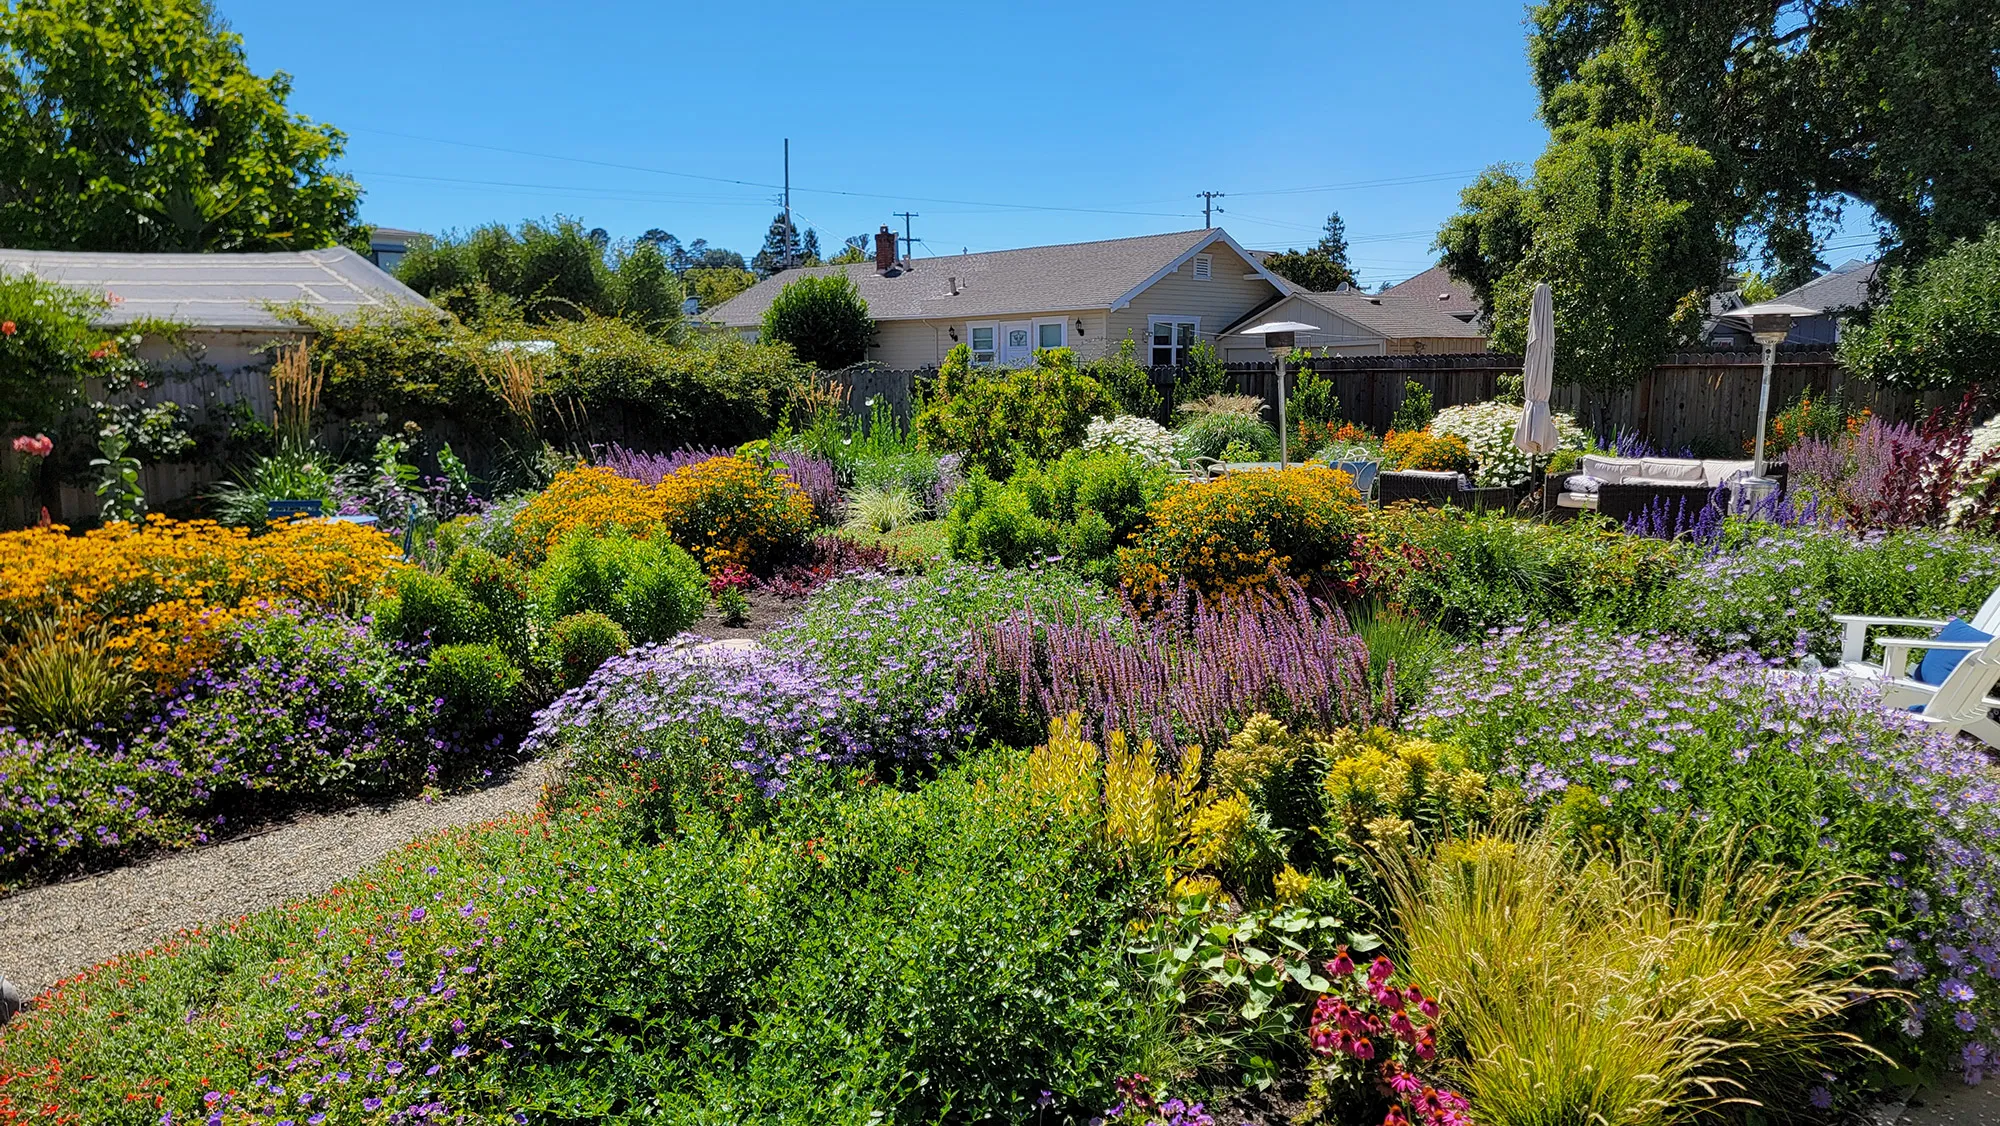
[892, 212, 919, 263]
[782, 139, 793, 270]
[1196, 191, 1225, 228]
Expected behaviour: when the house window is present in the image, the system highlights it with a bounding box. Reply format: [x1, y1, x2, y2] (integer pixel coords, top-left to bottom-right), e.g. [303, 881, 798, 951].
[1148, 317, 1199, 366]
[968, 324, 997, 365]
[1035, 319, 1066, 349]
[1192, 254, 1212, 281]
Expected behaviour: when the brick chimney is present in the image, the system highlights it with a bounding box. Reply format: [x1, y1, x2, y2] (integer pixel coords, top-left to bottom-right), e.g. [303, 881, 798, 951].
[874, 226, 897, 273]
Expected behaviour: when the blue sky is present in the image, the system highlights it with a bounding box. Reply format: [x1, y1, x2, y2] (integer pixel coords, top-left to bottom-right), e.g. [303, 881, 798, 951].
[218, 0, 1873, 287]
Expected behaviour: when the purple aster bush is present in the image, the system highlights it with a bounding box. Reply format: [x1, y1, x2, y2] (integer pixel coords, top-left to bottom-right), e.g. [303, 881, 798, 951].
[966, 579, 1384, 763]
[129, 610, 466, 810]
[0, 729, 194, 883]
[1415, 625, 2000, 1075]
[1662, 519, 2000, 662]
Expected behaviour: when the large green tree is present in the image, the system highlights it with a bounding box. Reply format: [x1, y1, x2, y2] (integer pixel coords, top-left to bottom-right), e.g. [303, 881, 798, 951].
[0, 0, 360, 251]
[1527, 0, 2000, 282]
[1262, 214, 1356, 292]
[1439, 123, 1724, 394]
[1840, 223, 2000, 391]
[394, 218, 687, 333]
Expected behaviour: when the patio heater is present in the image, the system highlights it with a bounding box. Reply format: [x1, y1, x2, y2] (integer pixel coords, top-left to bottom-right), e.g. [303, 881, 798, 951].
[1722, 301, 1815, 511]
[1236, 320, 1320, 469]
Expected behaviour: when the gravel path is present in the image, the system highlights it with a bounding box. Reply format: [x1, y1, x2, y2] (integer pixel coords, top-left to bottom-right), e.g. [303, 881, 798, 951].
[0, 759, 552, 998]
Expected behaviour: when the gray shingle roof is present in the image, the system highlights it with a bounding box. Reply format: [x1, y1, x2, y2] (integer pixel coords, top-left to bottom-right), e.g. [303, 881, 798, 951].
[1294, 290, 1487, 339]
[701, 229, 1226, 326]
[1378, 265, 1480, 321]
[1776, 260, 1879, 314]
[0, 247, 437, 330]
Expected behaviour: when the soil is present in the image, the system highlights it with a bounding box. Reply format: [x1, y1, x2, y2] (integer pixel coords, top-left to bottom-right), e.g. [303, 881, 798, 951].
[695, 587, 806, 640]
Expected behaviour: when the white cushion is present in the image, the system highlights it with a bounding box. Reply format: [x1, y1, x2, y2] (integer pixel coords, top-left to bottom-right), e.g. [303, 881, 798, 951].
[1640, 458, 1708, 484]
[1624, 476, 1714, 488]
[1395, 470, 1461, 480]
[1556, 491, 1599, 509]
[1582, 456, 1643, 484]
[1569, 474, 1605, 494]
[1701, 460, 1755, 486]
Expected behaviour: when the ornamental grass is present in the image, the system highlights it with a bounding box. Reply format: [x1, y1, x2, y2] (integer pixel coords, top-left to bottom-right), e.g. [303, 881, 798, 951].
[0, 516, 400, 687]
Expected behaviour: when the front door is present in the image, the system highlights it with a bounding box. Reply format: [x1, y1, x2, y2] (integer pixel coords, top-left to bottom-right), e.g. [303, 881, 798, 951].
[1000, 321, 1034, 366]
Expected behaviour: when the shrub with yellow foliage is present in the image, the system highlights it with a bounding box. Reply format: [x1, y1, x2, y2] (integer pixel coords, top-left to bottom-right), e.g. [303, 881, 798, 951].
[1320, 727, 1504, 853]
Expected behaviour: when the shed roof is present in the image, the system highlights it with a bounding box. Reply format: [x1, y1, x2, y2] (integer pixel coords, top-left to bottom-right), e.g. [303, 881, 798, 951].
[702, 228, 1286, 326]
[1776, 259, 1879, 314]
[0, 247, 437, 330]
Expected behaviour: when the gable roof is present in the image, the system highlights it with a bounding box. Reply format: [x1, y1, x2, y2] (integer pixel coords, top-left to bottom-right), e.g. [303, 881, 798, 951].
[1776, 260, 1879, 315]
[1220, 289, 1487, 341]
[1379, 265, 1481, 321]
[702, 228, 1289, 327]
[0, 247, 436, 330]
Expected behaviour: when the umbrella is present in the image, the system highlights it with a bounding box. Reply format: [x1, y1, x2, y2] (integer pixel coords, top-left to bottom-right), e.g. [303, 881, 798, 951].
[1513, 282, 1559, 456]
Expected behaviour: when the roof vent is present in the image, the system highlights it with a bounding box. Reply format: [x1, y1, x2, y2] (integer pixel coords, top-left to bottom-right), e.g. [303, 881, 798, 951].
[948, 276, 959, 296]
[1334, 281, 1354, 293]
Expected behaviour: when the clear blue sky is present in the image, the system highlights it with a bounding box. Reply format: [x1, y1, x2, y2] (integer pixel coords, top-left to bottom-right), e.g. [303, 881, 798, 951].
[218, 0, 1872, 287]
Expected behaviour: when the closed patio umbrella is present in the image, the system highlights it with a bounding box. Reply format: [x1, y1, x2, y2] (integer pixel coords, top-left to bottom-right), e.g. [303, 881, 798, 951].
[1514, 283, 1559, 513]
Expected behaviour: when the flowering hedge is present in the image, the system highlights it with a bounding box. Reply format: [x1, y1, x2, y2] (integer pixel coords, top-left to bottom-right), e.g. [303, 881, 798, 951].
[1428, 399, 1587, 486]
[653, 454, 814, 570]
[1118, 465, 1366, 605]
[1380, 430, 1474, 475]
[511, 465, 665, 559]
[1085, 414, 1185, 468]
[0, 516, 401, 686]
[1414, 625, 2000, 1075]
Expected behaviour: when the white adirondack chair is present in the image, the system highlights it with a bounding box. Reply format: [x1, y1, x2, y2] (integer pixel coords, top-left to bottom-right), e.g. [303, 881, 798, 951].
[1831, 631, 2000, 747]
[1832, 585, 2000, 668]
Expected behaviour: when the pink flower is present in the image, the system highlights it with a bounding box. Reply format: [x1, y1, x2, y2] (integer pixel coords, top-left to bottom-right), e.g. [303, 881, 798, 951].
[11, 434, 51, 458]
[1369, 956, 1396, 985]
[1328, 946, 1356, 976]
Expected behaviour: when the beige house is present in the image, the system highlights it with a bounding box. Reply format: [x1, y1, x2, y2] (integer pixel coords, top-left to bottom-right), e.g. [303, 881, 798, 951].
[1216, 287, 1488, 361]
[701, 227, 1293, 368]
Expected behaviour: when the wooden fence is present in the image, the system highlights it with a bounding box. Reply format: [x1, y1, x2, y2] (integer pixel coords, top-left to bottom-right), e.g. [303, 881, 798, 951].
[833, 347, 1959, 456]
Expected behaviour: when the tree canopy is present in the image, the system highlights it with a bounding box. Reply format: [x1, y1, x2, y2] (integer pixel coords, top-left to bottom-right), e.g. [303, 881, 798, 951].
[1261, 214, 1356, 292]
[1840, 223, 2000, 391]
[760, 273, 873, 371]
[0, 0, 360, 251]
[751, 213, 822, 278]
[1527, 0, 2000, 282]
[394, 218, 687, 333]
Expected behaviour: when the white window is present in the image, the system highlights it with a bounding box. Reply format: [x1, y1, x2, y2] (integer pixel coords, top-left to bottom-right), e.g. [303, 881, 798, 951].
[1148, 316, 1199, 366]
[1192, 254, 1212, 281]
[1034, 318, 1067, 350]
[967, 323, 997, 365]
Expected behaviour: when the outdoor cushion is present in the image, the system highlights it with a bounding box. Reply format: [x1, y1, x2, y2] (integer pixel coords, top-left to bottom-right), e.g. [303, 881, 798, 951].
[1701, 460, 1755, 487]
[1622, 476, 1716, 488]
[1555, 491, 1598, 510]
[1917, 618, 1993, 686]
[1581, 456, 1643, 484]
[1569, 475, 1605, 494]
[1640, 459, 1708, 483]
[1394, 469, 1461, 480]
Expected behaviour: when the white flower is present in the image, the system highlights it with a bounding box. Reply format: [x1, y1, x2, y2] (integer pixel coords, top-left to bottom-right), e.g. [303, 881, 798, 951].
[1949, 413, 2000, 526]
[1431, 400, 1588, 486]
[1084, 414, 1184, 468]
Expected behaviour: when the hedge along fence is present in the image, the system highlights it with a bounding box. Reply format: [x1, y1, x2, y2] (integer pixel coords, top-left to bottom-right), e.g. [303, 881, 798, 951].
[828, 347, 1964, 457]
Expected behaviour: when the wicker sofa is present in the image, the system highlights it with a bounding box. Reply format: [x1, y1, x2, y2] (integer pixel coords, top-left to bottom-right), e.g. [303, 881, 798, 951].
[1553, 456, 1788, 525]
[1378, 470, 1514, 512]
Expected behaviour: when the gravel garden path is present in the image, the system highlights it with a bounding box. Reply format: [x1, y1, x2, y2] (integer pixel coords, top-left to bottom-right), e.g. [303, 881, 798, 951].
[0, 758, 553, 998]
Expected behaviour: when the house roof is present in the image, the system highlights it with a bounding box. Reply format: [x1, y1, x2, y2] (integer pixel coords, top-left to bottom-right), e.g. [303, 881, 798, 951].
[0, 247, 437, 330]
[1776, 259, 1879, 314]
[1378, 265, 1481, 321]
[1219, 289, 1487, 341]
[701, 228, 1288, 326]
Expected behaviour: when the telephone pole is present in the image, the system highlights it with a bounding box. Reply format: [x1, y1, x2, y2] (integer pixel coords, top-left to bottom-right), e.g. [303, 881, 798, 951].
[1196, 191, 1225, 228]
[892, 211, 919, 262]
[782, 139, 793, 269]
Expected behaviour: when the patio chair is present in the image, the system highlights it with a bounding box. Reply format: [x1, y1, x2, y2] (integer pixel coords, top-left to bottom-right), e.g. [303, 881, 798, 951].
[1378, 471, 1464, 507]
[1833, 584, 2000, 668]
[1852, 632, 2000, 749]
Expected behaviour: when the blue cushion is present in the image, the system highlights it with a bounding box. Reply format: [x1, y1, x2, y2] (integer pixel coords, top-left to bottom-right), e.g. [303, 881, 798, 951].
[1916, 618, 1993, 686]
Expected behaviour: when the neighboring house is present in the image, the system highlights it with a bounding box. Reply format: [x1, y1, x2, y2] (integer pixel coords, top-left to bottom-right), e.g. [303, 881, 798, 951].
[364, 227, 424, 273]
[0, 246, 438, 375]
[1378, 265, 1482, 324]
[1706, 260, 1879, 347]
[700, 227, 1294, 368]
[1215, 285, 1488, 360]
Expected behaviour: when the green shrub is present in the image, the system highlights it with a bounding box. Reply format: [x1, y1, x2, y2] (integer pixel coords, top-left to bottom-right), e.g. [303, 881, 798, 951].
[372, 569, 481, 647]
[424, 642, 525, 730]
[444, 546, 533, 659]
[914, 344, 1114, 478]
[537, 527, 705, 643]
[1176, 411, 1280, 461]
[946, 450, 1171, 583]
[759, 272, 875, 370]
[209, 446, 339, 527]
[1841, 221, 2000, 391]
[549, 611, 630, 689]
[1390, 380, 1436, 431]
[1084, 336, 1164, 420]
